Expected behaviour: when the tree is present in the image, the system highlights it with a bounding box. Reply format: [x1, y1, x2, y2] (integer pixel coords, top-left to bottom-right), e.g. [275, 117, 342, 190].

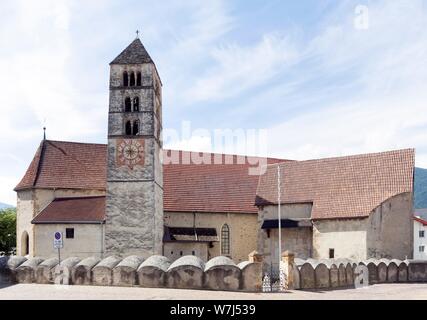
[0, 208, 16, 255]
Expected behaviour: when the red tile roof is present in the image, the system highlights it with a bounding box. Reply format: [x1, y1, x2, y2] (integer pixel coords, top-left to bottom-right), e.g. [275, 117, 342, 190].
[163, 150, 285, 213]
[414, 216, 427, 226]
[32, 196, 105, 224]
[256, 149, 415, 220]
[17, 140, 286, 215]
[15, 140, 106, 191]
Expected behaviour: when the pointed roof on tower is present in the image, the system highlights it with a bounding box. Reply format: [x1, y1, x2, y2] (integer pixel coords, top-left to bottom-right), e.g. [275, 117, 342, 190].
[110, 38, 153, 65]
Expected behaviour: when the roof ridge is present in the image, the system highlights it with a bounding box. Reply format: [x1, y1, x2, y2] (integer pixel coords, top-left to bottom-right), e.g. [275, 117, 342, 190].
[54, 195, 106, 201]
[46, 139, 106, 146]
[264, 148, 415, 168]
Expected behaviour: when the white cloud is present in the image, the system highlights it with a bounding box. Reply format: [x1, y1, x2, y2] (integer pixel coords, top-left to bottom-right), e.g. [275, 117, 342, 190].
[263, 0, 427, 166]
[185, 33, 298, 103]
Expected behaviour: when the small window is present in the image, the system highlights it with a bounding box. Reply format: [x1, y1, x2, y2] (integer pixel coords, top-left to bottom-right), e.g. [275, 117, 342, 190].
[123, 71, 128, 87]
[170, 251, 173, 255]
[133, 97, 139, 112]
[66, 228, 74, 239]
[221, 224, 230, 255]
[329, 248, 335, 259]
[130, 72, 135, 86]
[136, 72, 142, 86]
[192, 251, 195, 256]
[420, 231, 425, 238]
[180, 251, 183, 256]
[133, 120, 139, 136]
[420, 246, 425, 253]
[125, 121, 132, 135]
[125, 97, 132, 112]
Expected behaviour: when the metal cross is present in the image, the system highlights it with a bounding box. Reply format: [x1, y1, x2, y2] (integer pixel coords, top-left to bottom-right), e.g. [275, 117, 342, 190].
[136, 30, 140, 38]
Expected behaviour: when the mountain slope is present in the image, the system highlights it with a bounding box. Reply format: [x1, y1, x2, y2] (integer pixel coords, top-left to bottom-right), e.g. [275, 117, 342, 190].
[0, 202, 13, 210]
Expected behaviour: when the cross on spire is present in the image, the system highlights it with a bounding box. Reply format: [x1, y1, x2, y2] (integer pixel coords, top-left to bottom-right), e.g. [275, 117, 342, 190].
[43, 127, 46, 141]
[136, 30, 140, 39]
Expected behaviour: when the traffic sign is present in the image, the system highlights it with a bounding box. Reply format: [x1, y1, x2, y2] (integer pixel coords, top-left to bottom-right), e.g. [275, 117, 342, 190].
[54, 231, 63, 249]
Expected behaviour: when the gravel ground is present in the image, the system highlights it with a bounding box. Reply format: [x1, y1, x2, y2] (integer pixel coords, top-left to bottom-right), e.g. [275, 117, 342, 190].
[1, 283, 427, 300]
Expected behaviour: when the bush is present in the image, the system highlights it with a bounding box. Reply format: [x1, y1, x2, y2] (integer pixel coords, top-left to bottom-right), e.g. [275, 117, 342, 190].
[0, 208, 16, 255]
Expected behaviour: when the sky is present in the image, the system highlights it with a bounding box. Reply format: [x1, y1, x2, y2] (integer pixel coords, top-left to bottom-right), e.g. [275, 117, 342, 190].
[1, 0, 427, 205]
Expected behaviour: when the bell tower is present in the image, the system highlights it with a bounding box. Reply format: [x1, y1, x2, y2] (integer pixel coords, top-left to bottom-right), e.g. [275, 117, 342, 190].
[105, 37, 163, 257]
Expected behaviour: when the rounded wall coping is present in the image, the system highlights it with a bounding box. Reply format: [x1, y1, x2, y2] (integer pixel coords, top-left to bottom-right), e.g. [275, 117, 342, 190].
[205, 256, 237, 272]
[299, 262, 315, 271]
[334, 259, 352, 267]
[75, 257, 101, 269]
[388, 259, 404, 267]
[38, 257, 59, 268]
[115, 255, 144, 270]
[168, 255, 205, 271]
[294, 258, 306, 266]
[94, 256, 121, 269]
[60, 257, 81, 268]
[2, 256, 27, 270]
[361, 259, 377, 266]
[19, 257, 44, 268]
[377, 259, 390, 266]
[138, 255, 171, 272]
[313, 262, 329, 270]
[318, 259, 338, 268]
[237, 261, 251, 270]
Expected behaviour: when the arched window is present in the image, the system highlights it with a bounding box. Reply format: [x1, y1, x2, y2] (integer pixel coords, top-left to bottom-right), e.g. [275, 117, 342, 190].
[21, 231, 29, 256]
[136, 72, 142, 86]
[123, 71, 129, 87]
[221, 224, 230, 256]
[125, 97, 132, 112]
[125, 121, 132, 135]
[133, 120, 140, 136]
[130, 72, 136, 86]
[133, 97, 139, 112]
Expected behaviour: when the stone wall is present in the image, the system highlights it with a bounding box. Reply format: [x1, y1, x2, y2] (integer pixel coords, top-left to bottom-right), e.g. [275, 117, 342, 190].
[282, 256, 427, 290]
[34, 223, 104, 259]
[367, 192, 413, 260]
[164, 211, 258, 263]
[312, 218, 367, 260]
[0, 251, 263, 292]
[16, 188, 105, 257]
[105, 62, 163, 258]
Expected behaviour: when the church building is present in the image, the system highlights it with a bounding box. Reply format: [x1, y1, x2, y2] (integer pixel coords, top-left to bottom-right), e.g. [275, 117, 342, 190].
[14, 38, 415, 266]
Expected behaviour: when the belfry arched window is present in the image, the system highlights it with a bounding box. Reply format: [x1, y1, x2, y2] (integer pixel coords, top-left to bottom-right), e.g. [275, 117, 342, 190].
[125, 97, 132, 112]
[130, 72, 135, 86]
[133, 97, 139, 112]
[123, 71, 129, 87]
[125, 121, 132, 135]
[133, 120, 140, 136]
[221, 224, 230, 255]
[136, 72, 142, 86]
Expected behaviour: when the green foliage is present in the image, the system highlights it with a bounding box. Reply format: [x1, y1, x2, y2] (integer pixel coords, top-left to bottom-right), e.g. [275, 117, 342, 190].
[0, 207, 16, 254]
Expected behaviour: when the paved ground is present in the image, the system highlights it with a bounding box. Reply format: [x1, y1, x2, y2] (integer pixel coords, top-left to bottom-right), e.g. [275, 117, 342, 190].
[1, 283, 427, 300]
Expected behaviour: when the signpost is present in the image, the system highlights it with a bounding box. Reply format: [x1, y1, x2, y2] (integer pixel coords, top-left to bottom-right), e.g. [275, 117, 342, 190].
[54, 231, 63, 264]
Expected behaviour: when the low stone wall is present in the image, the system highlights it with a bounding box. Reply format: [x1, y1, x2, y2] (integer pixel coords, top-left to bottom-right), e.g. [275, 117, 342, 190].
[0, 252, 262, 292]
[290, 257, 419, 290]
